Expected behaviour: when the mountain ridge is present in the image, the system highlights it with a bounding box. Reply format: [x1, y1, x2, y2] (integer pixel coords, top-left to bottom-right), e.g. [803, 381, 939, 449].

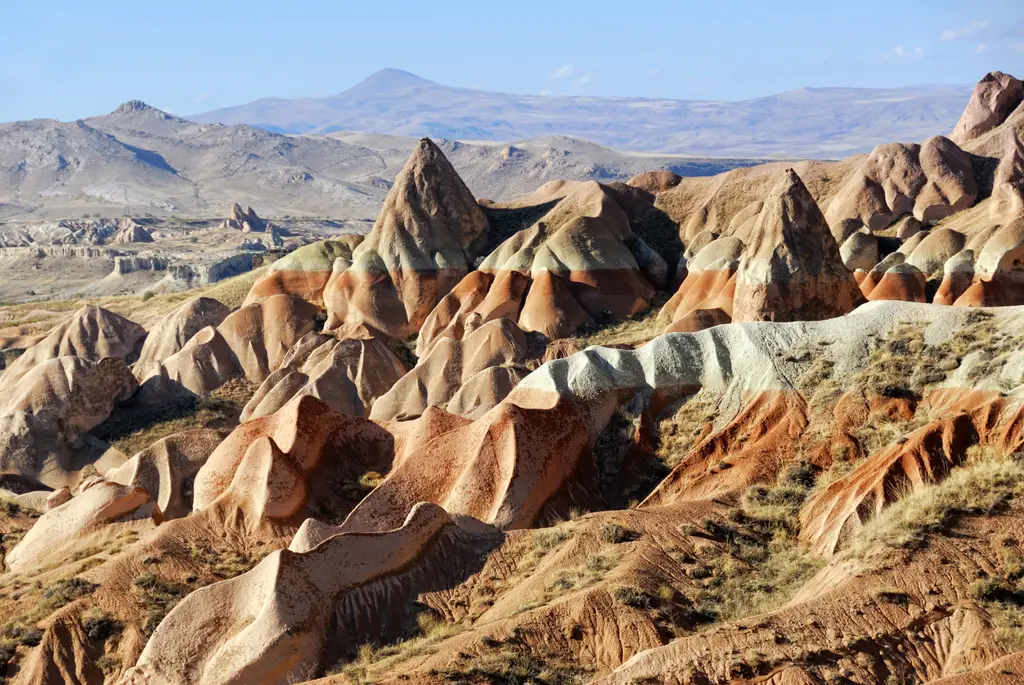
[190, 68, 974, 157]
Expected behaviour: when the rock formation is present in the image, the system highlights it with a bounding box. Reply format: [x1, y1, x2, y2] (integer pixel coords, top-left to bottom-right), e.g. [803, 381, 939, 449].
[950, 71, 1024, 145]
[323, 138, 489, 339]
[133, 297, 231, 379]
[138, 294, 319, 398]
[241, 332, 406, 420]
[0, 305, 146, 390]
[0, 356, 137, 488]
[243, 235, 364, 307]
[220, 203, 267, 232]
[111, 218, 154, 244]
[105, 429, 225, 520]
[627, 169, 682, 194]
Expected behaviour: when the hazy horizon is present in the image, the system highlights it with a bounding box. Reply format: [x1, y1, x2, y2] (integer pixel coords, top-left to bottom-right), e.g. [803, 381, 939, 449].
[2, 0, 1021, 122]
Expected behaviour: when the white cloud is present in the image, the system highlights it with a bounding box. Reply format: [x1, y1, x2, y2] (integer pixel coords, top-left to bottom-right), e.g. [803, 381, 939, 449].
[575, 72, 593, 86]
[548, 64, 580, 80]
[539, 88, 553, 96]
[880, 45, 925, 62]
[1015, 42, 1024, 53]
[975, 42, 989, 54]
[941, 19, 990, 42]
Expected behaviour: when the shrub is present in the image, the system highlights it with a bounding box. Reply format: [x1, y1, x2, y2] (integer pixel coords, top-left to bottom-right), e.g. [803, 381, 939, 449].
[41, 577, 97, 611]
[613, 585, 653, 609]
[968, 577, 1017, 603]
[83, 611, 123, 642]
[598, 523, 636, 544]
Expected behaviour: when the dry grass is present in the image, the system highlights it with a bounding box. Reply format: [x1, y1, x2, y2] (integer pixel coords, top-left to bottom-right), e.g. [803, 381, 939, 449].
[334, 612, 469, 683]
[0, 575, 99, 669]
[133, 572, 191, 635]
[654, 390, 719, 469]
[846, 455, 1024, 562]
[433, 634, 588, 684]
[569, 295, 669, 350]
[91, 376, 255, 457]
[515, 547, 621, 615]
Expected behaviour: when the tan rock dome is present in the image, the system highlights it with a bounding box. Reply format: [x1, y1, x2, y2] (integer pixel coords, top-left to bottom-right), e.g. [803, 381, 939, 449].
[133, 297, 231, 379]
[0, 305, 146, 390]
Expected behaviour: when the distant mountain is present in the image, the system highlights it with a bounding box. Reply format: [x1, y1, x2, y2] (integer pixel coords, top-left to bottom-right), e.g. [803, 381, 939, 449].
[0, 102, 757, 221]
[191, 68, 974, 158]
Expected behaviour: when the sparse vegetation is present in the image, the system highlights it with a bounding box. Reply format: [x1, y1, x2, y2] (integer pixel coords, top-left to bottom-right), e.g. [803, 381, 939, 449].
[434, 634, 588, 684]
[847, 455, 1024, 561]
[654, 390, 718, 470]
[612, 584, 654, 609]
[570, 294, 670, 350]
[91, 376, 254, 456]
[598, 523, 637, 544]
[334, 611, 469, 682]
[515, 548, 621, 615]
[82, 609, 123, 642]
[133, 573, 190, 635]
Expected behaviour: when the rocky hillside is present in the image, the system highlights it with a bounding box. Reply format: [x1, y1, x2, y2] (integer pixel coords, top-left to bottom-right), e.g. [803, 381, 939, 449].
[0, 71, 1023, 685]
[0, 103, 756, 222]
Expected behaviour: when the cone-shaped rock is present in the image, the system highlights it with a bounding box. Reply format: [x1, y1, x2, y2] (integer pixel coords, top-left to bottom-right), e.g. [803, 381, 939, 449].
[323, 138, 489, 339]
[733, 169, 861, 322]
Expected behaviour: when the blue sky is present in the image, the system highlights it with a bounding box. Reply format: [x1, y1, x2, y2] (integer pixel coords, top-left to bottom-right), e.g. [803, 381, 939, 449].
[1, 0, 1022, 122]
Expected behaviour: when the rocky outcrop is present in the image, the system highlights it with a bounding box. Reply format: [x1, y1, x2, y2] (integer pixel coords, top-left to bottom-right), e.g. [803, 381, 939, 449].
[105, 429, 226, 520]
[824, 136, 977, 237]
[220, 203, 267, 232]
[122, 503, 494, 685]
[627, 170, 682, 194]
[5, 478, 153, 571]
[240, 332, 406, 420]
[323, 138, 489, 339]
[414, 180, 662, 345]
[139, 294, 319, 398]
[0, 305, 146, 390]
[990, 129, 1024, 220]
[950, 71, 1024, 145]
[0, 356, 137, 489]
[370, 317, 530, 421]
[243, 235, 365, 307]
[133, 297, 231, 378]
[166, 252, 256, 284]
[191, 394, 394, 531]
[111, 218, 153, 244]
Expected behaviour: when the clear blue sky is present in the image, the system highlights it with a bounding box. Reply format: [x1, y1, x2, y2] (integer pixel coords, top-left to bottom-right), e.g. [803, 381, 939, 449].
[2, 0, 1022, 122]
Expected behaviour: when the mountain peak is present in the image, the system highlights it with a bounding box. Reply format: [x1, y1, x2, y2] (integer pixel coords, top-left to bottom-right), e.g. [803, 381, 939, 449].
[345, 68, 436, 94]
[113, 100, 156, 115]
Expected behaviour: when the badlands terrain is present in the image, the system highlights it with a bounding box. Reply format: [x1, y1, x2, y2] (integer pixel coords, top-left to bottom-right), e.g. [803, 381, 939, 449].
[0, 70, 1023, 685]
